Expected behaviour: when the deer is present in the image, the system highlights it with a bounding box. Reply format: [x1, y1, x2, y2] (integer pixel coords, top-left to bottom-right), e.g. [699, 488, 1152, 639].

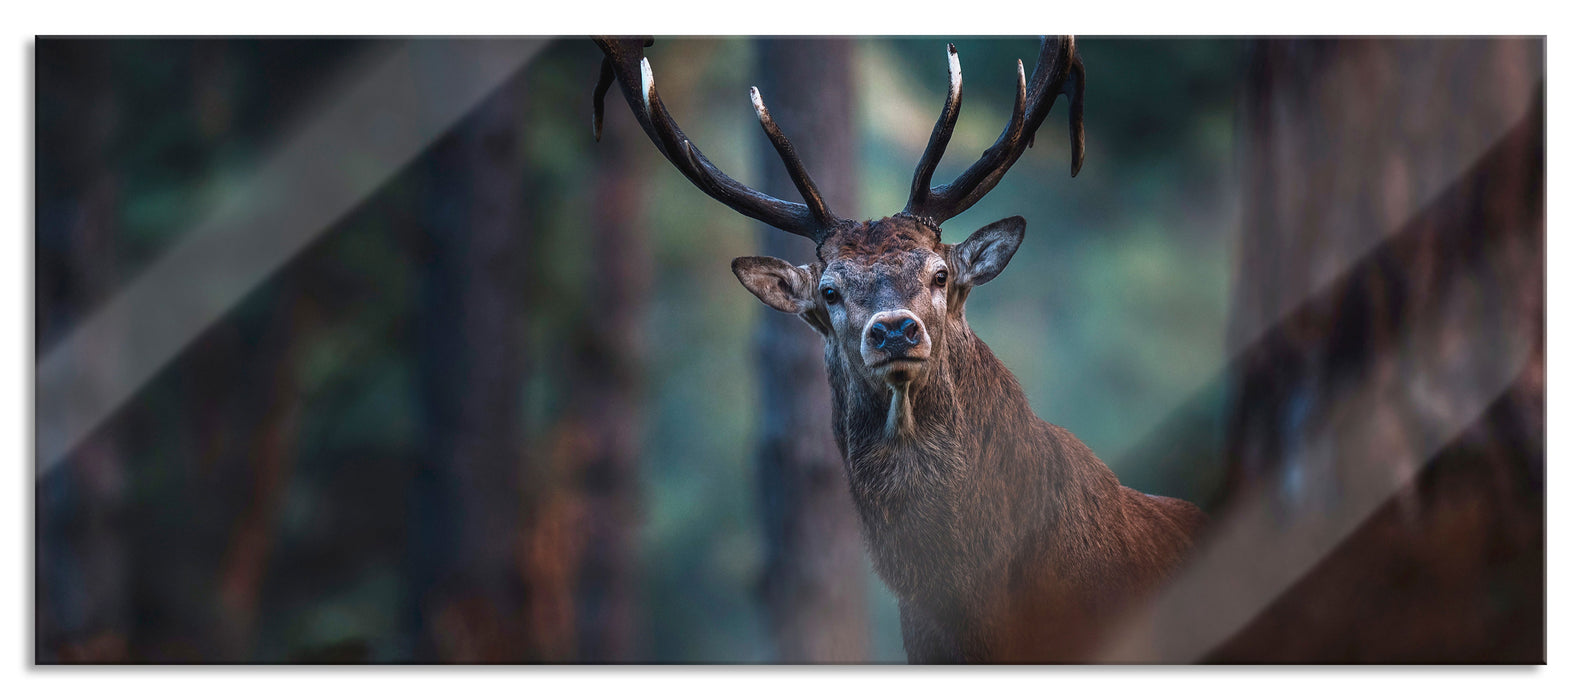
[591, 36, 1205, 663]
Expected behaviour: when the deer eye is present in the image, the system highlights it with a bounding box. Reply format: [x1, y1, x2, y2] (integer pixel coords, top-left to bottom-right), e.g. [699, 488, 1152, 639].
[933, 269, 949, 286]
[822, 287, 840, 304]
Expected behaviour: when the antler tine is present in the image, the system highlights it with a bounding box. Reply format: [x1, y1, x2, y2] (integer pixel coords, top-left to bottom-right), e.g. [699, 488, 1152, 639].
[592, 57, 615, 142]
[903, 36, 1086, 225]
[750, 86, 836, 228]
[1007, 59, 1028, 156]
[1061, 56, 1086, 177]
[907, 43, 963, 216]
[590, 37, 845, 242]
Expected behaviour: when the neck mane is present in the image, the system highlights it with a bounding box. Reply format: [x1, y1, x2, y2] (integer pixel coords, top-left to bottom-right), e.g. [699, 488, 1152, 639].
[826, 324, 1108, 611]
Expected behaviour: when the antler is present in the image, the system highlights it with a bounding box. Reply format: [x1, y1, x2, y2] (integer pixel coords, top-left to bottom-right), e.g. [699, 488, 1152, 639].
[591, 37, 850, 242]
[903, 36, 1086, 226]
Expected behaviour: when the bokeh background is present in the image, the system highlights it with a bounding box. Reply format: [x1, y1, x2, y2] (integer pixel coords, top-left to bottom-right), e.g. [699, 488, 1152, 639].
[35, 37, 1544, 663]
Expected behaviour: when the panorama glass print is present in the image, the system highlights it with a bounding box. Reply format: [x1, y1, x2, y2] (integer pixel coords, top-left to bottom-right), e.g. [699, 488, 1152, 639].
[35, 36, 1544, 663]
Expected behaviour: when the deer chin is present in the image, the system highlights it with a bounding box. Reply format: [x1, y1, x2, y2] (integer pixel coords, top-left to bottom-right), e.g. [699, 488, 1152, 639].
[872, 357, 928, 388]
[869, 357, 930, 438]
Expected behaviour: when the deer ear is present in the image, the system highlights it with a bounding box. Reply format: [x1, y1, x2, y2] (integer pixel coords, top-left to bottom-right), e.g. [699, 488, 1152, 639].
[951, 216, 1026, 287]
[732, 256, 818, 314]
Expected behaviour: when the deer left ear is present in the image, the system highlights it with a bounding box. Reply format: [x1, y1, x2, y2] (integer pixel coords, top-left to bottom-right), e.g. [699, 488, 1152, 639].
[731, 256, 818, 314]
[951, 216, 1026, 287]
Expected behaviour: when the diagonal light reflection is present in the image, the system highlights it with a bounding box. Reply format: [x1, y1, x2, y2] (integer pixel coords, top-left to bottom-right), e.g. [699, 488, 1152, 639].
[1098, 274, 1534, 662]
[36, 38, 548, 474]
[1093, 92, 1543, 662]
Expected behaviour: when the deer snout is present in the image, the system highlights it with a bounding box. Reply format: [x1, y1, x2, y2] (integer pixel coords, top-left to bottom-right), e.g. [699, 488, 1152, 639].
[863, 310, 931, 373]
[868, 315, 921, 349]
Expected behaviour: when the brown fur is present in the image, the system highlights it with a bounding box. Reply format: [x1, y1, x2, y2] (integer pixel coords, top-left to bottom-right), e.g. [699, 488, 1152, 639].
[739, 216, 1204, 662]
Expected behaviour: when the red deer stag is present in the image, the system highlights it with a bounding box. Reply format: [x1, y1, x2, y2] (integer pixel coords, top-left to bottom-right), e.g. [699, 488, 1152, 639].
[592, 36, 1204, 663]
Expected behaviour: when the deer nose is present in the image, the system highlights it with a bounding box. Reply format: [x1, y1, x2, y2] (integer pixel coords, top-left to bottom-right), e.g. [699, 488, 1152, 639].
[868, 314, 922, 350]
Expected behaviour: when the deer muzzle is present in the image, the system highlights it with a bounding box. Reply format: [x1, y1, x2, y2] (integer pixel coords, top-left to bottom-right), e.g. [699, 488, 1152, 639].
[863, 310, 932, 383]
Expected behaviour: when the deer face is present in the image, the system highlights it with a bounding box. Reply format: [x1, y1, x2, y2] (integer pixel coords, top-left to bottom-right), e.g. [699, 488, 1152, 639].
[733, 215, 1026, 392]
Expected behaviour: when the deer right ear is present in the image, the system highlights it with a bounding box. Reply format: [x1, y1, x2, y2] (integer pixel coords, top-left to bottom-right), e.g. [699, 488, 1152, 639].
[731, 256, 818, 314]
[951, 216, 1026, 287]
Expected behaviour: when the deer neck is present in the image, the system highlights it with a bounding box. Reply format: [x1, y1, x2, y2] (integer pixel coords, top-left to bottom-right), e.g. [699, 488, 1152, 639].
[829, 324, 1044, 607]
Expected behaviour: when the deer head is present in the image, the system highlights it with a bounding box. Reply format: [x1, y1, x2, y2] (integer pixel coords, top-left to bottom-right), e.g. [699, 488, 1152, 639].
[592, 36, 1085, 428]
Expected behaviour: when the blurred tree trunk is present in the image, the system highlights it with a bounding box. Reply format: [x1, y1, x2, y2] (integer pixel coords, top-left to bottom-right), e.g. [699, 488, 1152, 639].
[1215, 39, 1544, 662]
[35, 41, 130, 663]
[568, 90, 653, 662]
[409, 73, 532, 663]
[216, 292, 312, 659]
[519, 65, 653, 661]
[751, 38, 869, 663]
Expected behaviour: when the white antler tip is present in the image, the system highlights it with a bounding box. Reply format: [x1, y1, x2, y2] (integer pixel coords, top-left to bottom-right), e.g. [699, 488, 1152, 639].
[639, 57, 655, 110]
[749, 86, 768, 118]
[947, 45, 962, 92]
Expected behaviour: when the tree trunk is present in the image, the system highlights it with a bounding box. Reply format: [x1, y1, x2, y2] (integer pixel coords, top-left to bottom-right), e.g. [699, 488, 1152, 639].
[1215, 38, 1544, 662]
[409, 72, 532, 663]
[35, 40, 130, 663]
[215, 291, 312, 659]
[751, 38, 869, 663]
[546, 77, 653, 662]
